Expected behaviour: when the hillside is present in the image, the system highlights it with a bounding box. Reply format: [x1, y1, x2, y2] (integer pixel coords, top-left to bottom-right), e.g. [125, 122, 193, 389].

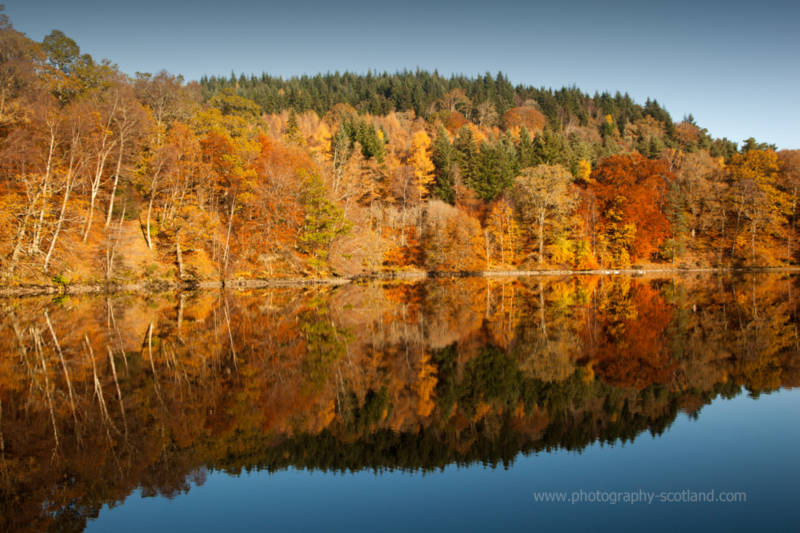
[1, 12, 799, 289]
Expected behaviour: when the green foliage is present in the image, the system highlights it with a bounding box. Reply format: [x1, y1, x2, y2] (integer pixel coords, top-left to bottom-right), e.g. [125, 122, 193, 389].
[451, 127, 519, 201]
[342, 387, 390, 433]
[661, 181, 689, 261]
[518, 127, 536, 168]
[637, 135, 665, 159]
[41, 30, 80, 74]
[643, 98, 673, 129]
[708, 137, 739, 161]
[431, 126, 455, 203]
[51, 273, 69, 288]
[453, 126, 479, 182]
[285, 108, 303, 144]
[198, 70, 691, 151]
[300, 299, 352, 388]
[336, 117, 385, 162]
[458, 345, 525, 415]
[208, 88, 262, 119]
[471, 134, 519, 201]
[299, 172, 351, 272]
[532, 129, 572, 167]
[40, 29, 113, 102]
[593, 91, 643, 134]
[741, 137, 777, 153]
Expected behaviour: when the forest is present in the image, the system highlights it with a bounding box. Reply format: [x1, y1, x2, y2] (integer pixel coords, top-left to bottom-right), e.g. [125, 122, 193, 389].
[2, 9, 800, 288]
[1, 273, 799, 531]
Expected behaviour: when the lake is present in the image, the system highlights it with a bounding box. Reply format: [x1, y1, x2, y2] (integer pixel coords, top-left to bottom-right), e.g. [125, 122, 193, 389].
[1, 273, 798, 532]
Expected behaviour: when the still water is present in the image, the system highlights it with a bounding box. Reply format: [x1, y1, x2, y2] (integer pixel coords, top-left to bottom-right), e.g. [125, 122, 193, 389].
[1, 274, 799, 531]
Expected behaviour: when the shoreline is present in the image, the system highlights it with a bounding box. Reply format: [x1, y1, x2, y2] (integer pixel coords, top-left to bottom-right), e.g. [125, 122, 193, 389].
[2, 266, 799, 298]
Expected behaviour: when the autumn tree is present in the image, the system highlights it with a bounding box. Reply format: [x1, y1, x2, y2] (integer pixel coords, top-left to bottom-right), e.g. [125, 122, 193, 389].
[41, 29, 114, 103]
[134, 70, 199, 138]
[584, 154, 673, 266]
[436, 88, 470, 114]
[407, 130, 435, 197]
[727, 149, 791, 263]
[247, 133, 314, 275]
[3, 10, 800, 283]
[0, 11, 46, 132]
[778, 150, 800, 261]
[514, 164, 576, 265]
[43, 101, 89, 272]
[502, 106, 546, 134]
[422, 201, 484, 271]
[485, 197, 519, 267]
[104, 81, 151, 228]
[80, 80, 123, 242]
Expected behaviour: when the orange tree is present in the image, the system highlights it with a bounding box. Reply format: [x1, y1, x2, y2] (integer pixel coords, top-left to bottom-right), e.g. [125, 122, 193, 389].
[582, 154, 673, 266]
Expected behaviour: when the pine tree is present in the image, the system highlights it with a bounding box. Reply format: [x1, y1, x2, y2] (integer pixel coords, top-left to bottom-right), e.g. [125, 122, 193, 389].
[472, 135, 518, 201]
[285, 108, 303, 145]
[299, 172, 350, 272]
[454, 126, 479, 186]
[431, 127, 455, 203]
[518, 127, 535, 168]
[533, 129, 572, 167]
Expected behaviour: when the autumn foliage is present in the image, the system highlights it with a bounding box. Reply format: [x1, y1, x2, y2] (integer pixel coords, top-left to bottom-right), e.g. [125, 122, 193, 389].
[1, 11, 799, 288]
[502, 106, 546, 133]
[582, 154, 673, 264]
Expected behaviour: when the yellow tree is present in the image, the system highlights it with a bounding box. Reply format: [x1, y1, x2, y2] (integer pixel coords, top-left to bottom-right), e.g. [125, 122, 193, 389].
[408, 130, 435, 197]
[485, 198, 519, 268]
[308, 121, 332, 159]
[728, 150, 792, 263]
[778, 150, 800, 260]
[513, 164, 576, 265]
[576, 159, 592, 182]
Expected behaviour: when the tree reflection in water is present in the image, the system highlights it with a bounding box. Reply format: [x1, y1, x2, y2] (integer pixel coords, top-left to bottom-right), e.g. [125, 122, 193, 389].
[0, 274, 798, 532]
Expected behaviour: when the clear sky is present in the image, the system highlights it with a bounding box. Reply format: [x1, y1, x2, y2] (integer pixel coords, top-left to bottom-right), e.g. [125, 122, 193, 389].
[5, 0, 799, 149]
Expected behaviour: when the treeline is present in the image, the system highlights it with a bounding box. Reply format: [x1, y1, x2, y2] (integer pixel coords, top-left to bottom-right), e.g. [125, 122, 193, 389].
[1, 10, 799, 287]
[200, 70, 743, 160]
[1, 275, 799, 530]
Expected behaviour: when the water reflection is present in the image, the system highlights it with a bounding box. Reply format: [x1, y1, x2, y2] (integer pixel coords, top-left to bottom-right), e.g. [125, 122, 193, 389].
[1, 274, 799, 531]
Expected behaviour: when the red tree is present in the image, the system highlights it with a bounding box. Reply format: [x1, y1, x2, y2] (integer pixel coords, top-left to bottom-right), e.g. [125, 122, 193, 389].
[584, 154, 673, 263]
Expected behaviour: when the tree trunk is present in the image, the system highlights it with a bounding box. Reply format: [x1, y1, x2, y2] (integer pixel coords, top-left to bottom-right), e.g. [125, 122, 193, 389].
[105, 203, 125, 279]
[538, 211, 545, 265]
[105, 135, 125, 228]
[45, 311, 78, 425]
[43, 169, 74, 273]
[222, 194, 237, 275]
[83, 97, 118, 242]
[31, 129, 57, 253]
[8, 207, 33, 271]
[539, 281, 547, 338]
[83, 146, 114, 242]
[176, 230, 184, 279]
[484, 228, 491, 270]
[145, 175, 158, 250]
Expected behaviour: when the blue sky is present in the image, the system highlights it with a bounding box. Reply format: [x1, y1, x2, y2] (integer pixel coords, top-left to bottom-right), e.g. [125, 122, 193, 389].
[5, 0, 799, 148]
